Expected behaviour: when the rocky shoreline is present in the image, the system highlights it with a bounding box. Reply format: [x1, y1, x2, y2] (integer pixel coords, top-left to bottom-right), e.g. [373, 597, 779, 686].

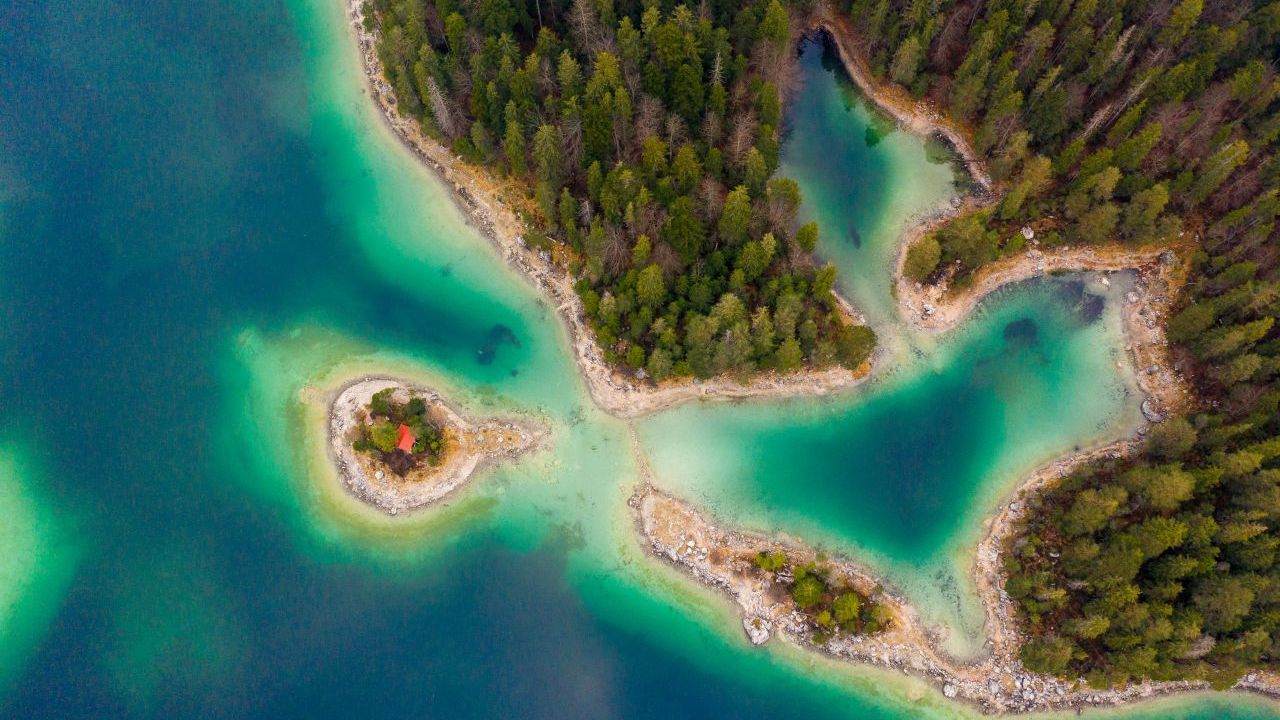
[343, 0, 872, 420]
[342, 2, 1279, 712]
[899, 242, 1191, 416]
[327, 377, 543, 515]
[633, 485, 1280, 714]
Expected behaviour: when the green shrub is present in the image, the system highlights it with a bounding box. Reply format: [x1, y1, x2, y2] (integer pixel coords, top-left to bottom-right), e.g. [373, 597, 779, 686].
[791, 575, 825, 609]
[369, 421, 399, 453]
[833, 592, 862, 624]
[753, 550, 787, 571]
[370, 388, 394, 417]
[903, 236, 941, 282]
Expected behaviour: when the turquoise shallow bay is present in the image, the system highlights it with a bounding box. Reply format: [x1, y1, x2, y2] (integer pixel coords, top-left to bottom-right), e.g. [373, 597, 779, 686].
[0, 1, 1276, 718]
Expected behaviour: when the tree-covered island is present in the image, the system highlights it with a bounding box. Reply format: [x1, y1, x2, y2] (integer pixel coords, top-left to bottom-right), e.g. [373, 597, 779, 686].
[329, 378, 542, 514]
[366, 0, 876, 382]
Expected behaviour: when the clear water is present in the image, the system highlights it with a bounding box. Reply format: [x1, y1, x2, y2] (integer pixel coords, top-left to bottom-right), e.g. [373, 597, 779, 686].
[0, 1, 1274, 718]
[638, 275, 1142, 652]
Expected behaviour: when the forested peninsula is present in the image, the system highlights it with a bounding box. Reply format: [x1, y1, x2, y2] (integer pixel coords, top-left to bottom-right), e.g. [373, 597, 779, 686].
[851, 0, 1280, 691]
[363, 0, 878, 388]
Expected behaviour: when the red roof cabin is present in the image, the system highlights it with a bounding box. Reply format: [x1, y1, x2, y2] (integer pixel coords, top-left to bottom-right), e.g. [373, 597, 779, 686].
[396, 424, 415, 453]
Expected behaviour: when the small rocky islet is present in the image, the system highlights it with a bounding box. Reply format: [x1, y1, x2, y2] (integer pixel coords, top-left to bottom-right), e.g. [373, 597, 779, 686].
[328, 377, 544, 515]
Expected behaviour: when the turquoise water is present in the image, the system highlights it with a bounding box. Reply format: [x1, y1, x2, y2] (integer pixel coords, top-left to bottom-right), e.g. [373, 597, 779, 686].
[0, 1, 1275, 718]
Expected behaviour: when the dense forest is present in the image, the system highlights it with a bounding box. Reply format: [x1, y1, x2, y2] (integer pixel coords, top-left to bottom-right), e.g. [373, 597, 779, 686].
[849, 0, 1280, 686]
[876, 0, 1280, 283]
[367, 0, 876, 381]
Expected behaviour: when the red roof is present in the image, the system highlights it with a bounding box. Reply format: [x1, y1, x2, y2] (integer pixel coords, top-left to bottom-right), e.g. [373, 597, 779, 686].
[396, 423, 415, 453]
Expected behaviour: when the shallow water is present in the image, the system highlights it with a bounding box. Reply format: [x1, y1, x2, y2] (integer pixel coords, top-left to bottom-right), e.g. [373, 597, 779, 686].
[0, 0, 1275, 717]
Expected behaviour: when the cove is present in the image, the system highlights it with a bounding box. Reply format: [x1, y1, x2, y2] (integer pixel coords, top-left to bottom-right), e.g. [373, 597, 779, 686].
[780, 35, 964, 329]
[637, 37, 1141, 653]
[0, 1, 1275, 719]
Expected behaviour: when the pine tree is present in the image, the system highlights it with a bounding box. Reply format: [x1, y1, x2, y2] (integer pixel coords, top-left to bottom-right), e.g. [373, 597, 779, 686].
[889, 35, 923, 87]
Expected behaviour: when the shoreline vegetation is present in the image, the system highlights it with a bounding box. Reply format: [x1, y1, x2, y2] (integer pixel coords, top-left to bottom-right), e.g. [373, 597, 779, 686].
[328, 377, 543, 515]
[808, 7, 992, 195]
[810, 1, 1194, 422]
[898, 241, 1192, 419]
[342, 0, 1181, 422]
[634, 482, 1280, 715]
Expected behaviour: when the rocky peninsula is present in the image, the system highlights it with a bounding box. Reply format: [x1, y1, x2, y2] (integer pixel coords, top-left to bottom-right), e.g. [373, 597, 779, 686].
[634, 485, 1280, 714]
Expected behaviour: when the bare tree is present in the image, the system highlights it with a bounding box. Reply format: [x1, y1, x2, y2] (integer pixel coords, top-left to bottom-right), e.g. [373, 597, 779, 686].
[604, 224, 631, 274]
[613, 96, 633, 161]
[1211, 160, 1263, 215]
[536, 55, 558, 98]
[752, 39, 787, 92]
[1176, 83, 1234, 161]
[701, 112, 722, 147]
[699, 176, 726, 224]
[633, 94, 664, 149]
[931, 5, 974, 71]
[665, 113, 688, 149]
[569, 0, 611, 57]
[562, 113, 584, 179]
[652, 241, 684, 276]
[448, 63, 472, 100]
[727, 111, 757, 164]
[1145, 102, 1193, 175]
[635, 199, 667, 240]
[729, 77, 750, 114]
[423, 1, 445, 44]
[765, 186, 798, 234]
[426, 77, 460, 139]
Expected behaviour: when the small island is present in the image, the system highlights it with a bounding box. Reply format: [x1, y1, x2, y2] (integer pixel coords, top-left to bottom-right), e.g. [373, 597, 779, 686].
[329, 378, 542, 515]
